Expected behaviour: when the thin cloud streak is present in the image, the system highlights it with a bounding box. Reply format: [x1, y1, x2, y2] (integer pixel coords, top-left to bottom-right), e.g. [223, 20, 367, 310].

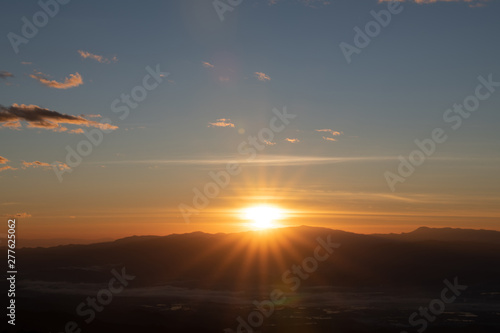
[78, 50, 117, 63]
[316, 129, 342, 136]
[22, 160, 70, 171]
[0, 166, 16, 172]
[95, 155, 497, 167]
[285, 138, 300, 143]
[98, 155, 399, 167]
[208, 118, 235, 128]
[202, 61, 214, 68]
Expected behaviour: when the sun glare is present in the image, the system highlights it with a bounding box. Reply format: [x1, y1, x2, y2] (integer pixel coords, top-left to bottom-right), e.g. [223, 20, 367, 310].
[241, 205, 285, 230]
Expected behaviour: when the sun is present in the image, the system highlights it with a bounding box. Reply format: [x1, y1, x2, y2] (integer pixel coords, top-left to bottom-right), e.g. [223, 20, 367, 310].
[241, 205, 285, 230]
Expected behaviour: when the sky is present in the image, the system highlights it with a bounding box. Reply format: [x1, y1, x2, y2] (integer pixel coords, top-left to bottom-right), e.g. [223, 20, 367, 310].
[1, 0, 499, 241]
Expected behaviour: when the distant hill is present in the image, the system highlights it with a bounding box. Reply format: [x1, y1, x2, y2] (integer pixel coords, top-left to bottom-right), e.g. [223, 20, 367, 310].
[372, 226, 500, 243]
[12, 237, 115, 248]
[16, 226, 500, 291]
[13, 226, 500, 333]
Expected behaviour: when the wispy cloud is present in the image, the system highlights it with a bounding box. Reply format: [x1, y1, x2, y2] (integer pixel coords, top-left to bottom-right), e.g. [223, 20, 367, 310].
[208, 118, 235, 128]
[20, 61, 32, 65]
[0, 71, 14, 79]
[82, 114, 102, 118]
[0, 166, 16, 172]
[22, 160, 52, 169]
[68, 128, 85, 134]
[0, 104, 118, 132]
[22, 160, 70, 171]
[78, 50, 118, 64]
[30, 71, 83, 89]
[316, 129, 343, 141]
[285, 138, 300, 143]
[202, 61, 214, 68]
[0, 156, 17, 172]
[315, 129, 342, 136]
[254, 72, 271, 81]
[97, 155, 400, 167]
[5, 212, 31, 218]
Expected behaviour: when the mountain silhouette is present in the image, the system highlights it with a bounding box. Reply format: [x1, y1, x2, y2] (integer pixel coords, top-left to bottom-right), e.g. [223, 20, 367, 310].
[11, 226, 500, 333]
[16, 226, 500, 290]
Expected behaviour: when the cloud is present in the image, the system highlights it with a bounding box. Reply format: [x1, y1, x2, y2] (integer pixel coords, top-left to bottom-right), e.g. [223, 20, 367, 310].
[316, 129, 343, 141]
[69, 128, 85, 134]
[2, 120, 21, 129]
[22, 161, 53, 169]
[22, 160, 70, 171]
[263, 140, 276, 146]
[21, 61, 32, 65]
[208, 118, 235, 128]
[5, 212, 31, 218]
[0, 166, 16, 172]
[97, 155, 401, 167]
[52, 162, 72, 171]
[0, 156, 16, 172]
[202, 61, 214, 68]
[315, 129, 342, 136]
[378, 0, 488, 7]
[30, 71, 83, 89]
[0, 71, 14, 79]
[254, 72, 271, 81]
[285, 138, 300, 143]
[78, 50, 118, 64]
[0, 104, 118, 132]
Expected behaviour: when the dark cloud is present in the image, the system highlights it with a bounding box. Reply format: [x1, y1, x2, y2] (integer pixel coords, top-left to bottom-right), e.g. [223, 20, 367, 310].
[0, 104, 118, 132]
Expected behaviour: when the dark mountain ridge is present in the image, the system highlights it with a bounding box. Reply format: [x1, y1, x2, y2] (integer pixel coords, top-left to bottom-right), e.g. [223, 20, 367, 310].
[15, 226, 500, 291]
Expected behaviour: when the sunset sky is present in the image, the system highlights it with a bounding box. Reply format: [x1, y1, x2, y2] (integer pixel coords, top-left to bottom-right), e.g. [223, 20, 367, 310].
[1, 0, 499, 240]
